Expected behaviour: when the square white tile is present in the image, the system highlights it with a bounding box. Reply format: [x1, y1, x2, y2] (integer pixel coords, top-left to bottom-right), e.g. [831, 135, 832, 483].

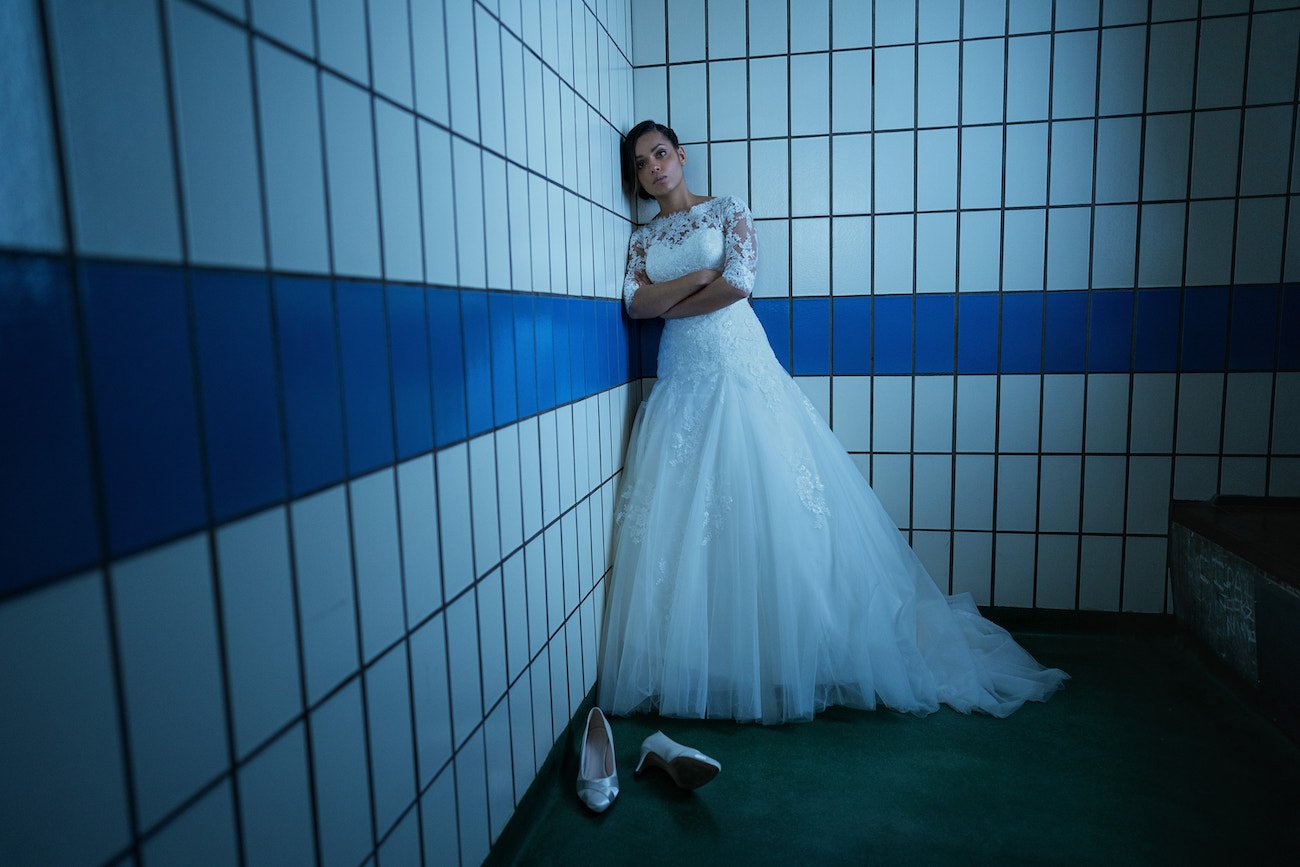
[508, 680, 536, 804]
[497, 425, 525, 556]
[1129, 374, 1176, 453]
[0, 573, 131, 864]
[254, 41, 328, 273]
[111, 535, 227, 829]
[530, 652, 554, 770]
[409, 0, 449, 116]
[1221, 456, 1267, 495]
[455, 729, 490, 867]
[47, 0, 181, 260]
[954, 454, 995, 530]
[503, 551, 529, 685]
[1273, 373, 1300, 454]
[321, 73, 381, 277]
[484, 700, 515, 843]
[364, 646, 416, 835]
[1176, 373, 1224, 453]
[396, 455, 442, 626]
[1123, 537, 1168, 614]
[167, 0, 266, 267]
[952, 532, 993, 604]
[1082, 455, 1127, 533]
[469, 434, 502, 580]
[1126, 457, 1173, 533]
[832, 376, 871, 451]
[420, 767, 459, 867]
[215, 509, 301, 758]
[292, 486, 360, 703]
[374, 101, 423, 281]
[525, 538, 548, 659]
[1035, 534, 1079, 610]
[1085, 373, 1130, 454]
[994, 533, 1037, 608]
[956, 375, 997, 452]
[445, 590, 482, 748]
[913, 376, 954, 452]
[1038, 455, 1082, 532]
[238, 724, 314, 866]
[996, 455, 1039, 531]
[443, 0, 480, 138]
[1040, 374, 1085, 452]
[478, 569, 508, 710]
[998, 375, 1041, 453]
[418, 122, 457, 284]
[544, 523, 565, 637]
[557, 408, 578, 512]
[912, 454, 953, 530]
[872, 376, 913, 452]
[350, 469, 406, 662]
[141, 780, 237, 865]
[409, 614, 452, 789]
[539, 412, 561, 523]
[452, 137, 486, 287]
[1223, 372, 1273, 454]
[871, 453, 911, 530]
[475, 8, 505, 156]
[1079, 535, 1123, 611]
[310, 679, 373, 867]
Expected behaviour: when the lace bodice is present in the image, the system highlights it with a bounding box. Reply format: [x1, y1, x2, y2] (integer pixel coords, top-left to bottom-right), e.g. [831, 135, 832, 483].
[619, 194, 781, 386]
[621, 195, 757, 310]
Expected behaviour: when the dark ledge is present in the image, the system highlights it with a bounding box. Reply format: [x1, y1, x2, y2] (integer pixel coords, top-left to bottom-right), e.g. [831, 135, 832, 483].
[1170, 496, 1300, 592]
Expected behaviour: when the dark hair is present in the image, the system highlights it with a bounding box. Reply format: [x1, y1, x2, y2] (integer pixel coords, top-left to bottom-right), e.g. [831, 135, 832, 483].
[620, 120, 680, 201]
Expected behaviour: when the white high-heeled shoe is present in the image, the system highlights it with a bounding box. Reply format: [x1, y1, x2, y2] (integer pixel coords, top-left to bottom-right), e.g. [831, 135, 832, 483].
[576, 707, 619, 812]
[634, 731, 721, 790]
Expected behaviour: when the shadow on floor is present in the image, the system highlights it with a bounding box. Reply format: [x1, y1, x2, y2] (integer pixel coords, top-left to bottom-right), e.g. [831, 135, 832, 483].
[490, 633, 1300, 865]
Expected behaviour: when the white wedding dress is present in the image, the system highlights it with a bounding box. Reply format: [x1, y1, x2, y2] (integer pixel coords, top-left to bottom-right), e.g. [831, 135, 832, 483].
[598, 195, 1068, 724]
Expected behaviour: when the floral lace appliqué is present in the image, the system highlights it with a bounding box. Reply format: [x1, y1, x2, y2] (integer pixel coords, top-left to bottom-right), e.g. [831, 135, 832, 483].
[789, 452, 829, 529]
[669, 406, 705, 470]
[614, 478, 654, 544]
[700, 475, 735, 546]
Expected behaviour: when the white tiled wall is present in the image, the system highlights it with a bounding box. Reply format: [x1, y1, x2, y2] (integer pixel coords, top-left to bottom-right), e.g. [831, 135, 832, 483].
[1, 1, 640, 865]
[632, 0, 1300, 614]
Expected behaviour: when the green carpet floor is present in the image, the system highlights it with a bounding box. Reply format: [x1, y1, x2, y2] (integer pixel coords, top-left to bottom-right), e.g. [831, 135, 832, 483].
[491, 632, 1300, 865]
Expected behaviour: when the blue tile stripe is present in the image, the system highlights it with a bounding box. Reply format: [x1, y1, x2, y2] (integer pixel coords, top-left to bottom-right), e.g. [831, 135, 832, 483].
[738, 286, 1297, 377]
[275, 276, 347, 496]
[791, 297, 831, 375]
[0, 255, 101, 591]
[0, 253, 637, 597]
[81, 261, 208, 557]
[4, 243, 1291, 595]
[191, 270, 287, 523]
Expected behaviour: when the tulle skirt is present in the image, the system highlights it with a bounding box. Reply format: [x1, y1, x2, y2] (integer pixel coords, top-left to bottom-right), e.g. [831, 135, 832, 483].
[597, 359, 1069, 725]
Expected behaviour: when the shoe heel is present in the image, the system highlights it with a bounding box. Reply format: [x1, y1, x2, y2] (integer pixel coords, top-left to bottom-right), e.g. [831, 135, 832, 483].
[635, 731, 721, 790]
[634, 742, 653, 776]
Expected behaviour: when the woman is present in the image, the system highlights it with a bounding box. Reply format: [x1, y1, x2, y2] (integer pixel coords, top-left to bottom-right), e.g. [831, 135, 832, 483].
[597, 120, 1068, 726]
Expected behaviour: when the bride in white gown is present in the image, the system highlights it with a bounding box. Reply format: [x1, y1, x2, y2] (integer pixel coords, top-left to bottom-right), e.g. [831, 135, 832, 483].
[598, 121, 1068, 725]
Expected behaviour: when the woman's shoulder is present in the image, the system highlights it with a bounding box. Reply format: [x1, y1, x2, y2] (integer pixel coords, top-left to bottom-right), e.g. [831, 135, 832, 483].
[711, 194, 751, 216]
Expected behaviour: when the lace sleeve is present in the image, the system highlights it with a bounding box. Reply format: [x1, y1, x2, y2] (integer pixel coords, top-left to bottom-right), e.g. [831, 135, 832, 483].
[621, 227, 648, 313]
[721, 196, 757, 296]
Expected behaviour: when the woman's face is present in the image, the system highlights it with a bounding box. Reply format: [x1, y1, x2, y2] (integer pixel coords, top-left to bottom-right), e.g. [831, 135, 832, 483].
[633, 132, 684, 198]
